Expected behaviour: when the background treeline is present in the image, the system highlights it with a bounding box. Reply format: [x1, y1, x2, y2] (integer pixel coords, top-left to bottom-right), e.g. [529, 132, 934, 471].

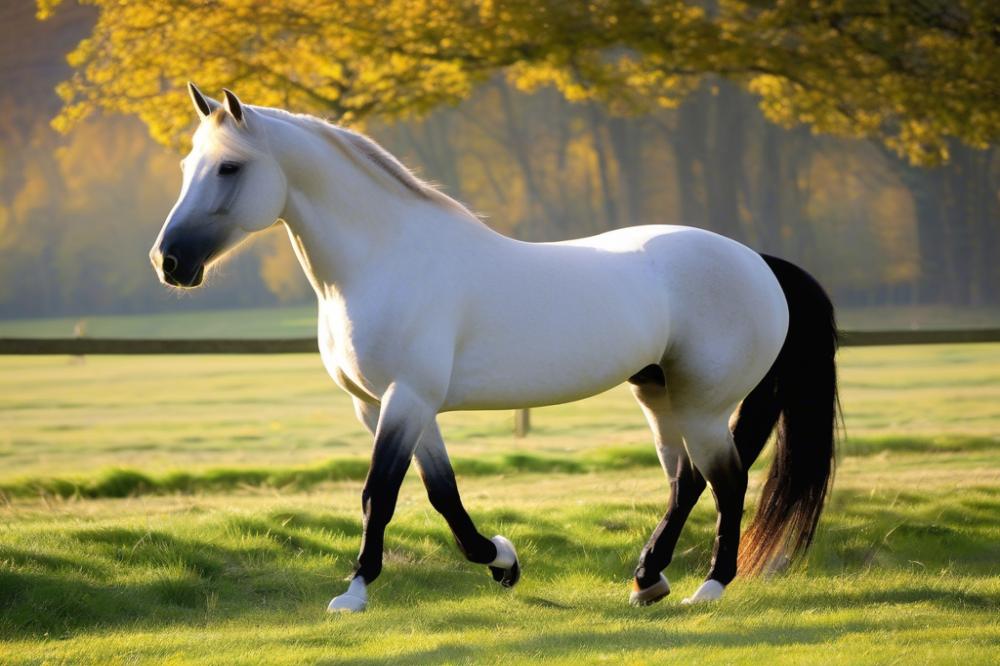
[1, 1, 998, 320]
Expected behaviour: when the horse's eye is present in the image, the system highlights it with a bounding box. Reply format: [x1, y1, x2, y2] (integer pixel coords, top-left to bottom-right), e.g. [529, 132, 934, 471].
[218, 162, 241, 176]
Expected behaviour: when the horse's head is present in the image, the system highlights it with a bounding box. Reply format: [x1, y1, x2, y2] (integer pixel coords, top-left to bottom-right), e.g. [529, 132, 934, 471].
[150, 84, 286, 288]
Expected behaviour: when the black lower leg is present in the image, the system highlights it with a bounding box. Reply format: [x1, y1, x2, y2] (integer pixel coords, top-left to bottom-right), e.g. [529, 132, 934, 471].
[634, 457, 707, 588]
[704, 468, 747, 585]
[732, 371, 782, 468]
[355, 425, 418, 583]
[416, 445, 497, 564]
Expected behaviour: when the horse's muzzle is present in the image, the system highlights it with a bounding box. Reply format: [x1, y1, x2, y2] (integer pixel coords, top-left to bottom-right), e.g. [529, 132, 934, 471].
[150, 241, 207, 289]
[162, 260, 205, 288]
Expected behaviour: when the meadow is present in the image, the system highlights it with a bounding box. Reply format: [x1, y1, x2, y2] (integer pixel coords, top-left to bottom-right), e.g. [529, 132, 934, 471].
[1, 317, 999, 663]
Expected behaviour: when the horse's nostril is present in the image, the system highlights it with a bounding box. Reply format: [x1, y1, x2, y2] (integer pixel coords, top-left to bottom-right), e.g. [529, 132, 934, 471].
[162, 254, 179, 276]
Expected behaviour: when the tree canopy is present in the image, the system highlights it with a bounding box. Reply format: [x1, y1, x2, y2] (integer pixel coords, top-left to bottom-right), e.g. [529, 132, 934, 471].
[39, 0, 1000, 164]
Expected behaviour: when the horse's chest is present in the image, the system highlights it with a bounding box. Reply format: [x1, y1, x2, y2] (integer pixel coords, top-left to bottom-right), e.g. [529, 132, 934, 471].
[318, 314, 386, 403]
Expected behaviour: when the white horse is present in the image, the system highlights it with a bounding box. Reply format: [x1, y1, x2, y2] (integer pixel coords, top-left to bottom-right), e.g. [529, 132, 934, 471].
[151, 84, 838, 612]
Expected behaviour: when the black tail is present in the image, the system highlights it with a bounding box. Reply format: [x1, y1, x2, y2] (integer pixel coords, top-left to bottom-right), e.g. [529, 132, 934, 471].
[736, 254, 839, 576]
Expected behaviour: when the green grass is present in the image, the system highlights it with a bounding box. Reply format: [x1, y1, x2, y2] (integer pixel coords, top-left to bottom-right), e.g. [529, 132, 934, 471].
[1, 339, 999, 663]
[0, 446, 664, 499]
[2, 302, 999, 339]
[2, 466, 998, 664]
[2, 344, 999, 480]
[0, 305, 316, 339]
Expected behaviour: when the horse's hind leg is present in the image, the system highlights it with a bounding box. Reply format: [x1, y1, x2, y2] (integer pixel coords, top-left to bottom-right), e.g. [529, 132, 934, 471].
[629, 376, 707, 605]
[674, 412, 747, 604]
[669, 372, 782, 602]
[414, 422, 520, 587]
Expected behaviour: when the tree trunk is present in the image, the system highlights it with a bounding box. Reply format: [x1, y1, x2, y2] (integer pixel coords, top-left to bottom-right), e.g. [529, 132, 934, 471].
[586, 104, 618, 230]
[751, 119, 784, 255]
[902, 165, 950, 303]
[668, 90, 708, 227]
[607, 116, 645, 227]
[703, 80, 746, 242]
[495, 80, 564, 239]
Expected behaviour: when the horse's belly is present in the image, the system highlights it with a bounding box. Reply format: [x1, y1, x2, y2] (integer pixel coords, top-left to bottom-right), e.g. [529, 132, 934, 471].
[442, 364, 635, 411]
[442, 304, 667, 411]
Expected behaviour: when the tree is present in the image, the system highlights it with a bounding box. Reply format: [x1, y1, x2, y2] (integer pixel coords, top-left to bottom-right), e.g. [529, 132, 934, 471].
[39, 0, 1000, 164]
[13, 0, 998, 317]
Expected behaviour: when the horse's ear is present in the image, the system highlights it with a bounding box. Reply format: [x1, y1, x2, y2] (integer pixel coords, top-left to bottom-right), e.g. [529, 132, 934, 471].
[222, 88, 247, 127]
[187, 81, 219, 119]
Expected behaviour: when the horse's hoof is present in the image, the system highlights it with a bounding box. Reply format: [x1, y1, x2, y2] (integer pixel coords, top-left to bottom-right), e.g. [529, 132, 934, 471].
[327, 576, 368, 613]
[490, 559, 521, 588]
[327, 593, 366, 613]
[629, 573, 670, 606]
[488, 535, 520, 588]
[681, 579, 725, 605]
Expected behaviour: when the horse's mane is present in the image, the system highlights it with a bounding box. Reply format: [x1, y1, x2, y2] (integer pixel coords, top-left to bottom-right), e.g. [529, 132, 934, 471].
[257, 107, 483, 224]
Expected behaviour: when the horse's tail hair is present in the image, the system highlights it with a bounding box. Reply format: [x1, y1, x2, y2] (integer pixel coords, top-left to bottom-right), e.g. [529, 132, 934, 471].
[737, 254, 839, 576]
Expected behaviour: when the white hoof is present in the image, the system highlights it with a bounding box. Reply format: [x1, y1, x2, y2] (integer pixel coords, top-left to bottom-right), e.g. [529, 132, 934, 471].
[681, 579, 725, 605]
[327, 576, 368, 613]
[489, 535, 518, 568]
[488, 535, 521, 588]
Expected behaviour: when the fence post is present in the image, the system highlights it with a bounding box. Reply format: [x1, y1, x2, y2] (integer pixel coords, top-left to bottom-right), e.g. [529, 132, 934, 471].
[514, 408, 531, 438]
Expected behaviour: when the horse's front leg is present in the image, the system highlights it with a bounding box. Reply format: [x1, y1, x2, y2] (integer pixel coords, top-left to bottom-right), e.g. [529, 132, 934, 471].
[415, 422, 520, 587]
[350, 398, 519, 588]
[328, 383, 434, 613]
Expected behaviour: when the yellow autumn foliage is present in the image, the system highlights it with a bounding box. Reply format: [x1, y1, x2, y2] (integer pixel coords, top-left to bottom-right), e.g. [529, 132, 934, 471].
[38, 0, 1000, 164]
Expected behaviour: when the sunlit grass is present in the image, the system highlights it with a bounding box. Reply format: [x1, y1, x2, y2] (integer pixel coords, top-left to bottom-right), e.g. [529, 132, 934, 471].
[1, 467, 998, 664]
[1, 334, 998, 662]
[0, 306, 317, 339]
[2, 345, 999, 480]
[3, 302, 1000, 338]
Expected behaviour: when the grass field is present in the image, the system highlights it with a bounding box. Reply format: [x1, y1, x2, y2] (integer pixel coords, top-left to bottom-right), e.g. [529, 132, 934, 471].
[2, 340, 999, 663]
[0, 306, 318, 339]
[3, 302, 1000, 339]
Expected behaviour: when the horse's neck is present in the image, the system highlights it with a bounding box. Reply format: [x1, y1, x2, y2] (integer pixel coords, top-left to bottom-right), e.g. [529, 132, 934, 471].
[276, 127, 491, 302]
[280, 186, 393, 297]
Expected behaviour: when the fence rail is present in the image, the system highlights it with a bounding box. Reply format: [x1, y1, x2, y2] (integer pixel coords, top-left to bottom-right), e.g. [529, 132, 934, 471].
[2, 328, 1000, 356]
[838, 328, 1000, 347]
[0, 337, 315, 355]
[4, 329, 998, 438]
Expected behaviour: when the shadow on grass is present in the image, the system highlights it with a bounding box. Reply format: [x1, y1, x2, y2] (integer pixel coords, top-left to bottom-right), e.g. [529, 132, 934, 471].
[5, 435, 993, 501]
[0, 509, 519, 639]
[328, 584, 1000, 666]
[754, 585, 999, 612]
[0, 514, 342, 638]
[320, 622, 852, 666]
[2, 486, 999, 642]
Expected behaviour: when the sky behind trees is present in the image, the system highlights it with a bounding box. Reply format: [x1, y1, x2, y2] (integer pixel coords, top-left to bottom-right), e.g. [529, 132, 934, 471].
[1, 1, 998, 321]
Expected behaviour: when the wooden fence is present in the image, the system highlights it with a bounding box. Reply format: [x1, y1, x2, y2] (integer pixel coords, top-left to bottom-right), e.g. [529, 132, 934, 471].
[3, 328, 1000, 356]
[3, 328, 999, 436]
